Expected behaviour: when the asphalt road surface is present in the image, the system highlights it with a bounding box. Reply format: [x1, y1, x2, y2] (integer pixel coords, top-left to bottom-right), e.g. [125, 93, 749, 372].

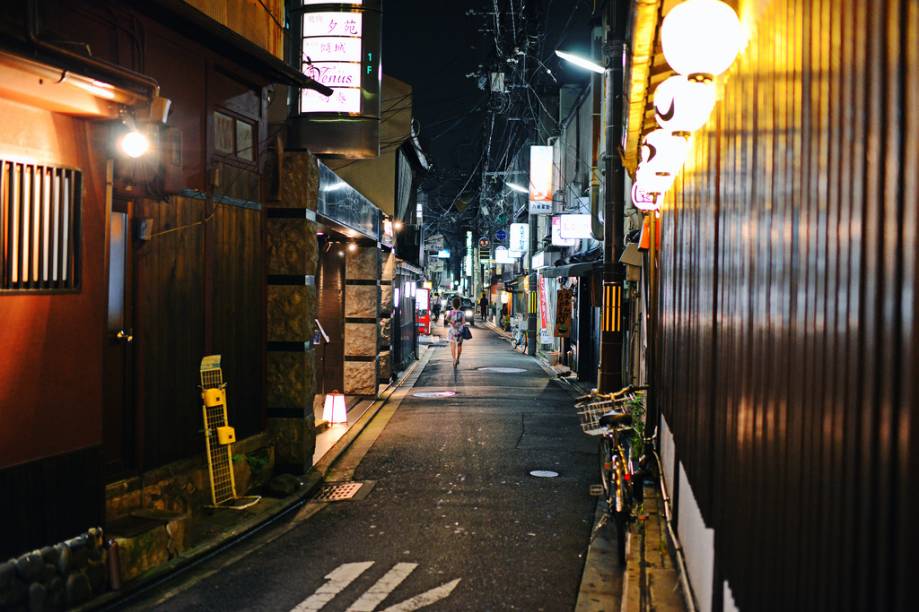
[144, 324, 597, 611]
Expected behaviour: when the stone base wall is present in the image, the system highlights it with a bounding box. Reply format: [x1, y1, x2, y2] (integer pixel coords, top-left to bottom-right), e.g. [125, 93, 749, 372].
[105, 434, 275, 523]
[344, 246, 380, 396]
[0, 528, 107, 610]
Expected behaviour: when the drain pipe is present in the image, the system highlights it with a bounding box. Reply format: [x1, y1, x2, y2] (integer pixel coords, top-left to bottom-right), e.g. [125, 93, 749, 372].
[589, 25, 604, 242]
[26, 0, 160, 100]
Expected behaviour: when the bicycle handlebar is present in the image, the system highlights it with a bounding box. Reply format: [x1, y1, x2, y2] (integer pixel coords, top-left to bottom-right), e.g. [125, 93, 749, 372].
[608, 384, 649, 400]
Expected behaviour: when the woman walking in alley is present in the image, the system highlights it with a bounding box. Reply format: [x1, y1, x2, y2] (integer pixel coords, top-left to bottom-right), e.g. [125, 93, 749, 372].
[445, 296, 467, 368]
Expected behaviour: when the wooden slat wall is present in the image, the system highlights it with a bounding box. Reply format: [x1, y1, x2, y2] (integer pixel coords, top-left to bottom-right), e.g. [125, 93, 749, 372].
[134, 197, 264, 469]
[213, 203, 264, 438]
[134, 196, 206, 468]
[656, 0, 917, 610]
[0, 446, 103, 559]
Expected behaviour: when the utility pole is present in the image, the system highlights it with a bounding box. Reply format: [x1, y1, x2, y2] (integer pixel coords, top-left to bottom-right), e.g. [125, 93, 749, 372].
[597, 1, 628, 393]
[527, 208, 538, 356]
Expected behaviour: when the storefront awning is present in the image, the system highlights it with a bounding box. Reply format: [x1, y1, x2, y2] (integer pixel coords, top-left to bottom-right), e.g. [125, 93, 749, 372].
[539, 261, 602, 278]
[0, 50, 148, 118]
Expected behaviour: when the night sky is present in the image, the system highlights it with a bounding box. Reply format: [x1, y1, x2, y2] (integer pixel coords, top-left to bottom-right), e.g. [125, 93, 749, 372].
[382, 0, 594, 239]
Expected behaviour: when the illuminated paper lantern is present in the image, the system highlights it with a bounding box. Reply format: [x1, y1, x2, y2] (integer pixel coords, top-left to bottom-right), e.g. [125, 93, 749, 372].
[654, 75, 716, 135]
[323, 392, 347, 425]
[661, 0, 743, 79]
[636, 162, 677, 196]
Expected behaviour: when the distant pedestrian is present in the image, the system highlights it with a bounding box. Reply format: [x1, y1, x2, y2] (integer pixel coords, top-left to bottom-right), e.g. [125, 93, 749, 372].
[479, 294, 488, 320]
[445, 296, 467, 368]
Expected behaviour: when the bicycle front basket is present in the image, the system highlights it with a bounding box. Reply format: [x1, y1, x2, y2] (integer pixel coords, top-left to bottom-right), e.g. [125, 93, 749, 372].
[576, 398, 619, 436]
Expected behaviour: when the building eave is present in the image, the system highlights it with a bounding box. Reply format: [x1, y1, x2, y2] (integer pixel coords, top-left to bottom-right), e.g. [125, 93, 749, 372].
[622, 0, 664, 175]
[128, 0, 332, 95]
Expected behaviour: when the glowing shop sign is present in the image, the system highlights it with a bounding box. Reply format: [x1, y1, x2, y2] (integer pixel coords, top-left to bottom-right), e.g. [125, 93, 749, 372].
[551, 215, 577, 246]
[529, 145, 553, 211]
[510, 223, 529, 254]
[494, 246, 515, 264]
[558, 214, 593, 239]
[301, 12, 364, 114]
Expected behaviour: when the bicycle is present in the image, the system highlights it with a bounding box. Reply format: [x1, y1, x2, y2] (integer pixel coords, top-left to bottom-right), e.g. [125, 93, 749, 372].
[510, 315, 528, 352]
[576, 385, 652, 566]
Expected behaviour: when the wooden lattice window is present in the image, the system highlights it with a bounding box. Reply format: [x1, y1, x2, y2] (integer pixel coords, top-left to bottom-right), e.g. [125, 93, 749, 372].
[0, 160, 81, 291]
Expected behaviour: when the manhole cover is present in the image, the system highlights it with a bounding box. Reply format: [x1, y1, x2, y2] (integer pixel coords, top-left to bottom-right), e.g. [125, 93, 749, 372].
[310, 481, 364, 502]
[477, 367, 527, 373]
[413, 391, 457, 398]
[529, 470, 559, 478]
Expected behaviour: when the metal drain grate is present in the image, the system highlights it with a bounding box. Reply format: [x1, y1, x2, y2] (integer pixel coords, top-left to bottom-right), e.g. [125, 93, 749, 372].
[311, 481, 364, 502]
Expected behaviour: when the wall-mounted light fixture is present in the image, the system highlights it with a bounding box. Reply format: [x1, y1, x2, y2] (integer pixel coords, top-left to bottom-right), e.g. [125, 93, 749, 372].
[506, 181, 529, 193]
[347, 242, 358, 252]
[661, 0, 743, 80]
[119, 129, 150, 158]
[654, 75, 717, 136]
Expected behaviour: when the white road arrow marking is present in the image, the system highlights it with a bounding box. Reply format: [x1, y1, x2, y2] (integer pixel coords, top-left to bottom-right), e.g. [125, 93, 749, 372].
[292, 562, 375, 611]
[346, 562, 418, 611]
[380, 578, 462, 612]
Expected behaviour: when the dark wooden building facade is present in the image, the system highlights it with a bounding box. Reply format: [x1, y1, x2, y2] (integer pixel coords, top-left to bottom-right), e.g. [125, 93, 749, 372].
[0, 0, 319, 558]
[647, 0, 917, 611]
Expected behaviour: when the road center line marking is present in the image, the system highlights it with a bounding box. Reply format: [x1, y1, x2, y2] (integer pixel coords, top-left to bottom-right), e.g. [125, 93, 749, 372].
[346, 562, 418, 611]
[292, 562, 375, 611]
[380, 578, 462, 612]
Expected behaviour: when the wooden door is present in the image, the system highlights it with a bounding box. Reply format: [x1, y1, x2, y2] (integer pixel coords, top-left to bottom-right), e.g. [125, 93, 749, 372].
[103, 198, 136, 476]
[317, 250, 345, 393]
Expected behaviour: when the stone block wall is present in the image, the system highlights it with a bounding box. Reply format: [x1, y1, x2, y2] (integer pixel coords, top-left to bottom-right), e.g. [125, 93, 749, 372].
[104, 434, 275, 523]
[378, 251, 396, 383]
[0, 528, 107, 610]
[265, 150, 321, 473]
[343, 246, 379, 396]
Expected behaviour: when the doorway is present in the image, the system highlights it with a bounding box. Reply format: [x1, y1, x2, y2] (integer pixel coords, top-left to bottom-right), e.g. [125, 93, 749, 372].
[103, 197, 136, 477]
[316, 246, 345, 393]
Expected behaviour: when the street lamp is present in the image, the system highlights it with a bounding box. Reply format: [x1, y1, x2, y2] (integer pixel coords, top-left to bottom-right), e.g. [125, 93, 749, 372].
[554, 50, 605, 74]
[505, 182, 529, 194]
[661, 0, 743, 80]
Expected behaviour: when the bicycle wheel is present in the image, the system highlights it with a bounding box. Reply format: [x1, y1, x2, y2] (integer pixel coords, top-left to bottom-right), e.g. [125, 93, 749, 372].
[598, 437, 613, 499]
[613, 509, 627, 566]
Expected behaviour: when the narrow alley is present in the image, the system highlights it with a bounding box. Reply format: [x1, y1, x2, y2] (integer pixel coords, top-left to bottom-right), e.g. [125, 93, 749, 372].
[138, 327, 598, 611]
[0, 2, 915, 611]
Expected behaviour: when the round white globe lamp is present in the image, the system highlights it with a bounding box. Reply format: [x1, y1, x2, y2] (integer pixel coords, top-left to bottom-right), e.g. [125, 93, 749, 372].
[636, 162, 677, 196]
[641, 129, 690, 175]
[661, 0, 743, 80]
[654, 75, 717, 135]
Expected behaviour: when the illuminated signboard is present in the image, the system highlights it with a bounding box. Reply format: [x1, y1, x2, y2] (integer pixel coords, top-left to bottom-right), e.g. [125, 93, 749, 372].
[301, 12, 365, 113]
[528, 145, 553, 213]
[494, 246, 516, 264]
[416, 287, 430, 311]
[552, 215, 578, 246]
[436, 249, 451, 259]
[559, 214, 593, 239]
[510, 223, 529, 254]
[292, 0, 382, 157]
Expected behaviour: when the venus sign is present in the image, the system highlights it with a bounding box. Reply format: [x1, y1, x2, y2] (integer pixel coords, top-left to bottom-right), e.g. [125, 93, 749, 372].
[291, 0, 382, 157]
